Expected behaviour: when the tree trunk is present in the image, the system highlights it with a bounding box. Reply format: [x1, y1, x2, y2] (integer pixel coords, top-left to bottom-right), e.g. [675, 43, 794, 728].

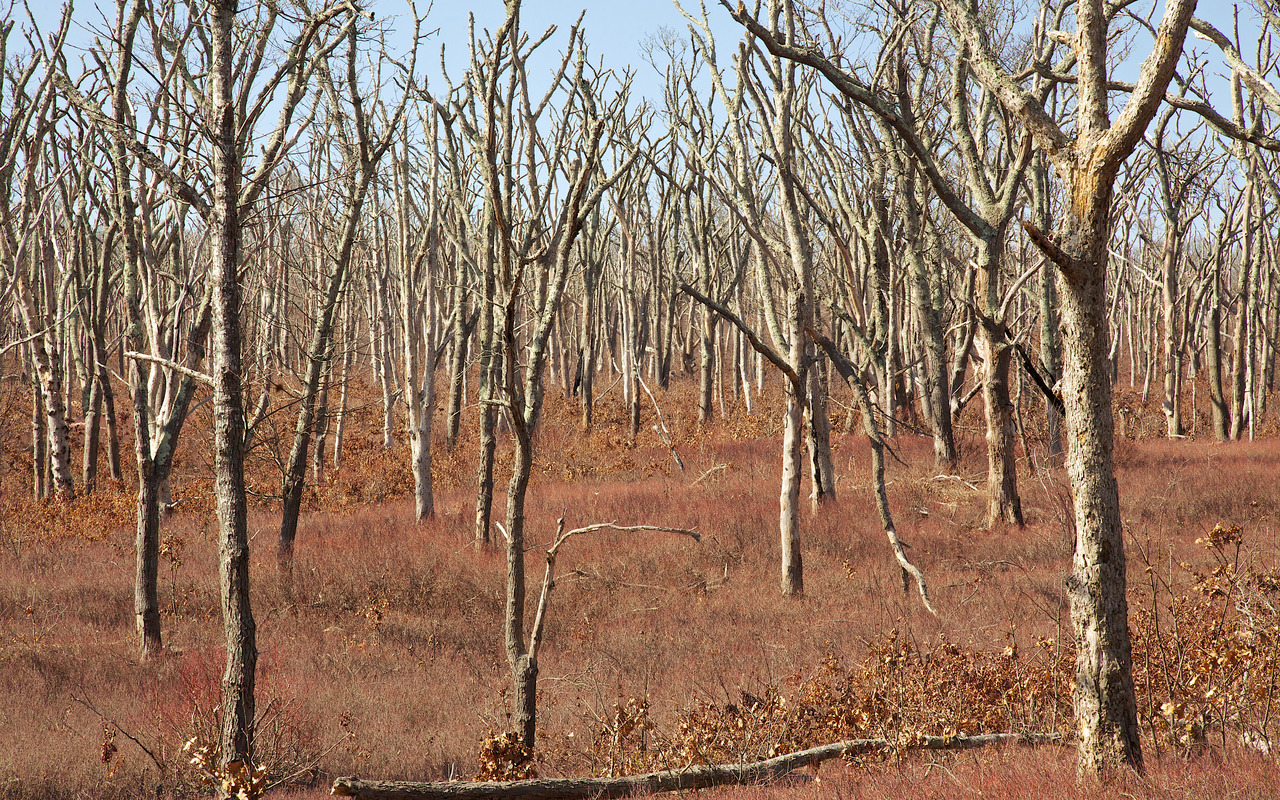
[446, 304, 469, 448]
[20, 293, 76, 500]
[698, 307, 715, 425]
[975, 237, 1022, 527]
[1230, 184, 1255, 441]
[578, 274, 596, 429]
[1204, 281, 1229, 439]
[504, 422, 536, 749]
[978, 335, 1022, 527]
[210, 0, 256, 769]
[82, 372, 102, 493]
[31, 367, 46, 501]
[1160, 223, 1183, 438]
[408, 359, 437, 521]
[371, 250, 398, 450]
[134, 459, 163, 657]
[333, 734, 1058, 800]
[1060, 207, 1140, 774]
[806, 361, 835, 510]
[779, 370, 804, 597]
[312, 370, 330, 484]
[279, 254, 349, 565]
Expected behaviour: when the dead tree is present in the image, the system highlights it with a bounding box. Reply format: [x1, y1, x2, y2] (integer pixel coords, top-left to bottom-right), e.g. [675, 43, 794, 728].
[676, 0, 836, 595]
[60, 0, 359, 769]
[442, 0, 641, 750]
[279, 17, 418, 567]
[939, 0, 1197, 774]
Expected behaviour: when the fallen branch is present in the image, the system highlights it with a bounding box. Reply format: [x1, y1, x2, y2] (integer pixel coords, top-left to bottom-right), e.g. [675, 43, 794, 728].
[331, 732, 1060, 799]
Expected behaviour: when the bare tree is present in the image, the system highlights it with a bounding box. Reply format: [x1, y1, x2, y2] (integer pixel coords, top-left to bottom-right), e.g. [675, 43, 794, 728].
[442, 0, 640, 748]
[60, 0, 359, 769]
[939, 0, 1197, 774]
[726, 0, 1035, 525]
[279, 17, 417, 567]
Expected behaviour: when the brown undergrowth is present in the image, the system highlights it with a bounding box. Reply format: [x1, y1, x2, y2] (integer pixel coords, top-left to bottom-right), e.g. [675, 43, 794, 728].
[1, 369, 1280, 799]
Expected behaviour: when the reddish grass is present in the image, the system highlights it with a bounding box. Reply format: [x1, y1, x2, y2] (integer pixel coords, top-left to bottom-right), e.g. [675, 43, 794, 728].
[2, 370, 1279, 798]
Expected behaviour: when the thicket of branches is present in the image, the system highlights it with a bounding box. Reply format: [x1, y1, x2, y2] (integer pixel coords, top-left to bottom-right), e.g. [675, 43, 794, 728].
[5, 0, 1280, 786]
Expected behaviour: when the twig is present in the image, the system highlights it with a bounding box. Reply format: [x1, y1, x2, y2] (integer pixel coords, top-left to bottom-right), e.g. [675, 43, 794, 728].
[528, 517, 699, 662]
[691, 463, 727, 487]
[71, 693, 165, 774]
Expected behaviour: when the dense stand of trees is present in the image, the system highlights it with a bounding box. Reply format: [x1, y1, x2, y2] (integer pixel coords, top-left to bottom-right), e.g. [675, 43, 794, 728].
[6, 0, 1280, 783]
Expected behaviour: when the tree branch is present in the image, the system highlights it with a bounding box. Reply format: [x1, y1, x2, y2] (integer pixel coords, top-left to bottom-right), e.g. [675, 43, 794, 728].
[124, 351, 213, 386]
[679, 282, 798, 388]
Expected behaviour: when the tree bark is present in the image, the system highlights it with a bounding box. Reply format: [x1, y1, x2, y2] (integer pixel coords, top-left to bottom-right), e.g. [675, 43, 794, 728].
[1058, 209, 1139, 773]
[209, 0, 256, 768]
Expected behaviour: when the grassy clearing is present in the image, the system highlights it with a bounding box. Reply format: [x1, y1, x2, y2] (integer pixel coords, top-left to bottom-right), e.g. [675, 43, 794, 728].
[2, 374, 1279, 798]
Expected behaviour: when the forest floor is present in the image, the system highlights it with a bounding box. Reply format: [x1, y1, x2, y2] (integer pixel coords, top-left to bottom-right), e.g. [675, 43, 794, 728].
[2, 371, 1280, 799]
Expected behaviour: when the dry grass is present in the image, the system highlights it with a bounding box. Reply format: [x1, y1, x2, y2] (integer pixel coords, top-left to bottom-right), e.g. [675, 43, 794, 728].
[1, 368, 1279, 799]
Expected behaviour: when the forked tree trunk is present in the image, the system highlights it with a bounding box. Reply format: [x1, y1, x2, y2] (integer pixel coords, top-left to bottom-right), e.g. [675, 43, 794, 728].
[937, 0, 1198, 774]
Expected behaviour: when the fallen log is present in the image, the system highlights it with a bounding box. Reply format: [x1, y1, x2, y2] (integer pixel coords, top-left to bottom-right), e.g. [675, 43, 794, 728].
[332, 732, 1061, 799]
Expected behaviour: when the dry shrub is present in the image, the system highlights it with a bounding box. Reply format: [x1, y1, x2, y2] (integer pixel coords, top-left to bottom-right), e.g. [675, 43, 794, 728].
[539, 518, 1280, 781]
[1132, 522, 1280, 755]
[558, 632, 1072, 777]
[475, 731, 536, 780]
